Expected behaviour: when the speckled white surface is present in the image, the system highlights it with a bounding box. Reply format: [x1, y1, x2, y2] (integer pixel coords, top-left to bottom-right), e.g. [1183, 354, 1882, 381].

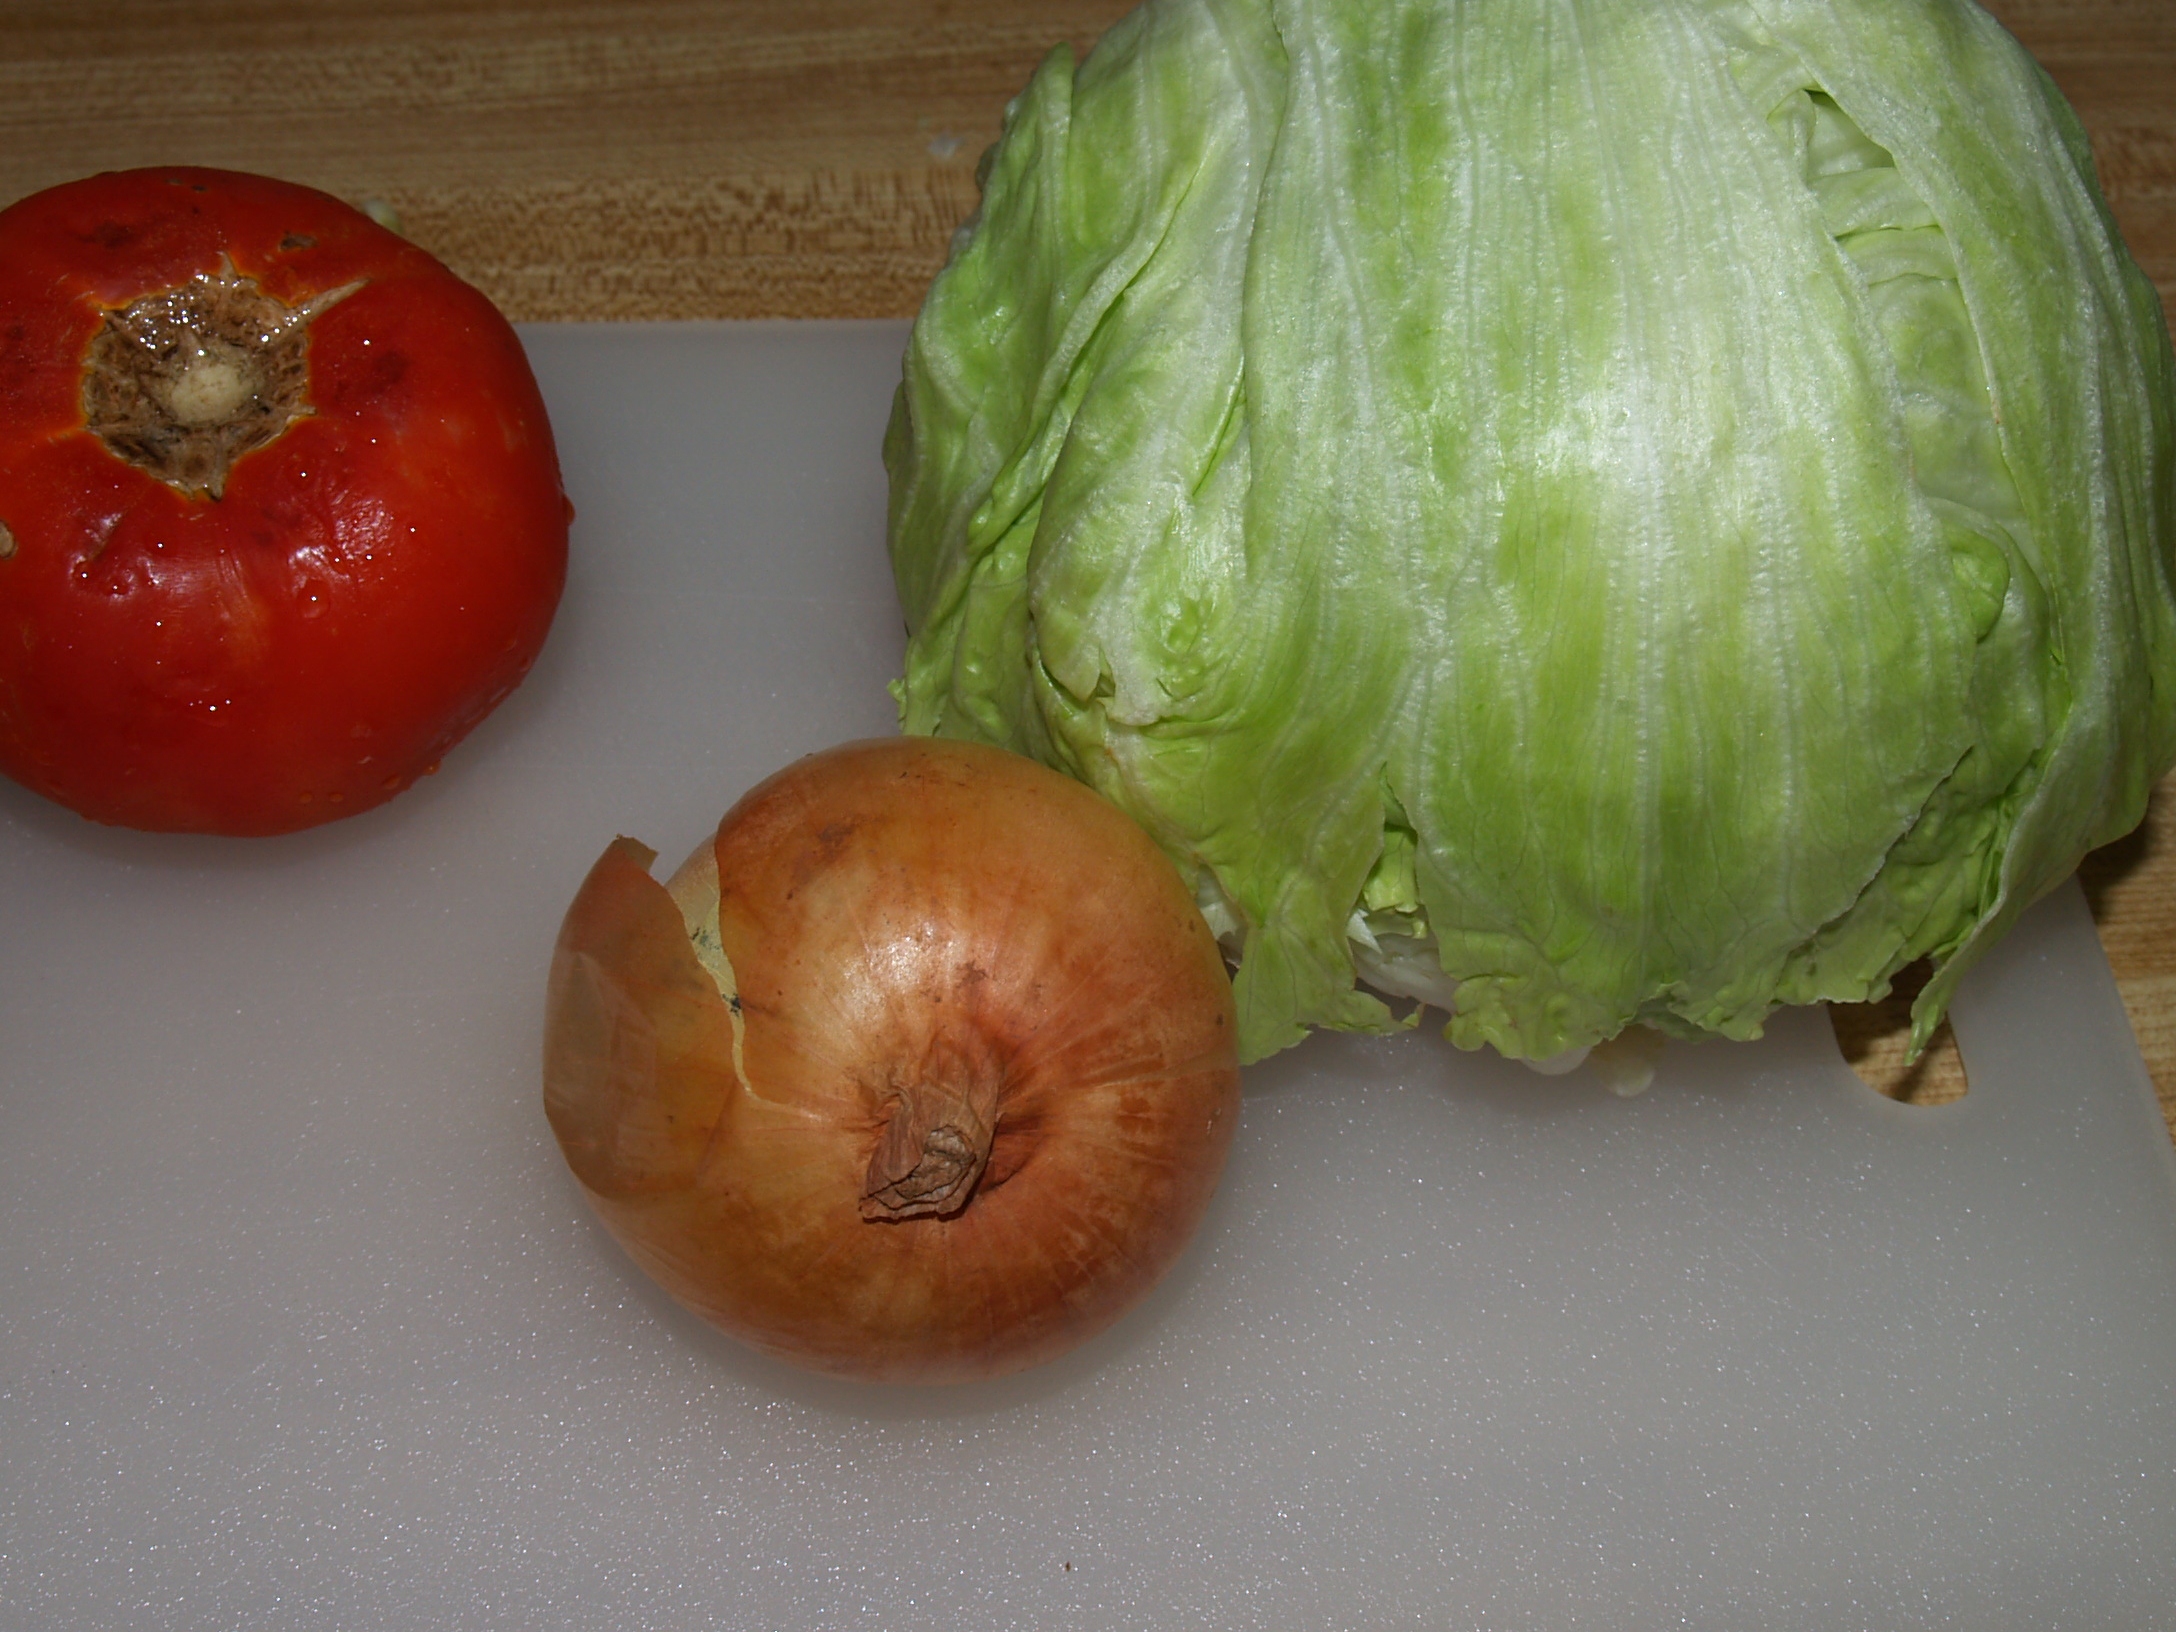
[5, 322, 2176, 1631]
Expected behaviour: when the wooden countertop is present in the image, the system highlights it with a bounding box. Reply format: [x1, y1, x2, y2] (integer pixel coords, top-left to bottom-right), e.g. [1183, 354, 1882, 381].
[4, 0, 2174, 1138]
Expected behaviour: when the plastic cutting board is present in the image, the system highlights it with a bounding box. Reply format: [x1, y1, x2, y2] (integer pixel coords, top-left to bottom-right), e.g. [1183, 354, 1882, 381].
[5, 321, 2176, 1630]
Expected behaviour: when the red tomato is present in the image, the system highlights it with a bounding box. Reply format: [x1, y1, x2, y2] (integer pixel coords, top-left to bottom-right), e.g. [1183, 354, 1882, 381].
[0, 167, 569, 834]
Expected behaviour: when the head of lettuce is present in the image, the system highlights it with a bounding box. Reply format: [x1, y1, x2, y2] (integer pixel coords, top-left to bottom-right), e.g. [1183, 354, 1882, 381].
[885, 0, 2176, 1071]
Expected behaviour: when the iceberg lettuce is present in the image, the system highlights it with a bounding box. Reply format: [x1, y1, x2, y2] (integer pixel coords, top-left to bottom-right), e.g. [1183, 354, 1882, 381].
[886, 0, 2176, 1066]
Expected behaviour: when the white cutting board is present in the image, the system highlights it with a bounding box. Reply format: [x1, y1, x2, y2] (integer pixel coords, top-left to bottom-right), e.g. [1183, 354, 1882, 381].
[4, 321, 2175, 1631]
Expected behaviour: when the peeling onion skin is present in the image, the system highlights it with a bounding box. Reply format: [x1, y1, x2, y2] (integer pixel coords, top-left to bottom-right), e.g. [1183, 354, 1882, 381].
[543, 737, 1242, 1384]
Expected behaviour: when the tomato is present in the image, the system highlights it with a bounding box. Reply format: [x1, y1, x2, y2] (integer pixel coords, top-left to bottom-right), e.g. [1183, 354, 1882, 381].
[0, 167, 569, 834]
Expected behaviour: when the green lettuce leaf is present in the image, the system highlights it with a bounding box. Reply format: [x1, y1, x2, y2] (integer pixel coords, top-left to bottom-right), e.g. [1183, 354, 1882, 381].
[888, 0, 2176, 1066]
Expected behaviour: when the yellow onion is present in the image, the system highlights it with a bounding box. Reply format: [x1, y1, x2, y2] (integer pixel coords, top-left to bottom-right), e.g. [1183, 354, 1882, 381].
[543, 737, 1242, 1383]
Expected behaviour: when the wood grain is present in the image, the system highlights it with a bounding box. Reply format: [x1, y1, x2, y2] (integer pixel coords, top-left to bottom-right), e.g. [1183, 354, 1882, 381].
[0, 1, 1137, 320]
[3, 0, 2174, 1140]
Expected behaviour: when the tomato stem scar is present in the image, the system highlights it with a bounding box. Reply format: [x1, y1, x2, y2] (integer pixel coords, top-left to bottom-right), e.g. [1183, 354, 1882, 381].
[80, 262, 364, 500]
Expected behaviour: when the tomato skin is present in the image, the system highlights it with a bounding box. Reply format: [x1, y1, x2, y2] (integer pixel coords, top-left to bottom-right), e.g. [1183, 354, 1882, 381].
[0, 167, 569, 834]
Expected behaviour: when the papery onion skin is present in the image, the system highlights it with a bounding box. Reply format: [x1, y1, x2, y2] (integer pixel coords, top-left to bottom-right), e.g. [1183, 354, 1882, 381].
[543, 737, 1241, 1384]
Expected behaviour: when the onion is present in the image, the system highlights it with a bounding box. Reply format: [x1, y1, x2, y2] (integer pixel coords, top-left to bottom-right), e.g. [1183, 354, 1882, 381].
[542, 737, 1242, 1383]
